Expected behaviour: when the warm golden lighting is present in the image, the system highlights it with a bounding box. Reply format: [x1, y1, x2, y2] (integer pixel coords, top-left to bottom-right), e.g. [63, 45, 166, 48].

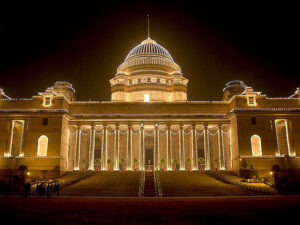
[37, 135, 48, 156]
[251, 135, 262, 156]
[247, 95, 257, 106]
[144, 93, 150, 102]
[43, 96, 52, 106]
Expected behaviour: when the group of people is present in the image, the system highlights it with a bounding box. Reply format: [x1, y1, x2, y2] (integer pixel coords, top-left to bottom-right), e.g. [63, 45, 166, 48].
[35, 182, 60, 197]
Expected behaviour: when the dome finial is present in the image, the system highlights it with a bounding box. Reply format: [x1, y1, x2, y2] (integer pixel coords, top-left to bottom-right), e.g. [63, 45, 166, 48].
[147, 14, 150, 38]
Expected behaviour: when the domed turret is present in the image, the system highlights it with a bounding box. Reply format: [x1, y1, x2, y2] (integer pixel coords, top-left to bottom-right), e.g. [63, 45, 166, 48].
[222, 80, 247, 101]
[110, 37, 188, 102]
[52, 81, 76, 101]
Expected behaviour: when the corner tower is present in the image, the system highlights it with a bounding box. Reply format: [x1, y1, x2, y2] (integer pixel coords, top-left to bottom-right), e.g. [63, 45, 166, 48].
[110, 37, 188, 102]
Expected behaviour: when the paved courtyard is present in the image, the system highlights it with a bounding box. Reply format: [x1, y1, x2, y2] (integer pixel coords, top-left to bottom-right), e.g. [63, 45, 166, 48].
[0, 196, 299, 225]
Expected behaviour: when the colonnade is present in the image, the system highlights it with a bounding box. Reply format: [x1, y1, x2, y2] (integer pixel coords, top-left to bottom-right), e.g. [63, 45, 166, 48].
[68, 123, 231, 172]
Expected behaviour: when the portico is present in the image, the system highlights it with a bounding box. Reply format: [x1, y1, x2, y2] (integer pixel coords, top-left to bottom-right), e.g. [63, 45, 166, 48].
[67, 120, 231, 172]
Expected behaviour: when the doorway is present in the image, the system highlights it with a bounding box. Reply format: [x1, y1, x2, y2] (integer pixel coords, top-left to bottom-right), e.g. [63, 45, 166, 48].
[145, 148, 154, 171]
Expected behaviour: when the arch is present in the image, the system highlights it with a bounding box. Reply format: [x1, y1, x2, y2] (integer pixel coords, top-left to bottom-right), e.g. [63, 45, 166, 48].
[251, 135, 262, 156]
[37, 135, 48, 156]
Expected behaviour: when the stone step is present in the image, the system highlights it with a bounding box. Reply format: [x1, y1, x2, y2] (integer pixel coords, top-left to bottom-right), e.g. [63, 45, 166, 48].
[143, 172, 155, 197]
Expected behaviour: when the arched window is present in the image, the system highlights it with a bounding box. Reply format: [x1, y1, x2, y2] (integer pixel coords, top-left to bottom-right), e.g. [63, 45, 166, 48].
[37, 135, 48, 156]
[251, 135, 262, 156]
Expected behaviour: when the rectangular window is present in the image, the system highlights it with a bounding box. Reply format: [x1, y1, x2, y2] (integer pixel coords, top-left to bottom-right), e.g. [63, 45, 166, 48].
[42, 118, 48, 126]
[251, 117, 256, 125]
[247, 96, 256, 106]
[43, 97, 52, 106]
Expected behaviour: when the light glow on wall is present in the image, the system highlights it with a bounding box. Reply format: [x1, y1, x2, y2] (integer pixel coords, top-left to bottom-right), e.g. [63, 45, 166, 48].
[144, 93, 150, 102]
[37, 135, 48, 157]
[251, 135, 262, 156]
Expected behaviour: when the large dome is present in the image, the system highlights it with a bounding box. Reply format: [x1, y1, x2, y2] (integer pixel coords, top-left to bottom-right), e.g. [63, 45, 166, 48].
[117, 37, 181, 74]
[125, 38, 174, 62]
[111, 36, 188, 103]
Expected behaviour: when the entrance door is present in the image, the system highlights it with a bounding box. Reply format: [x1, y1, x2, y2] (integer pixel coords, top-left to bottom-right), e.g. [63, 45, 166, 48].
[145, 149, 154, 171]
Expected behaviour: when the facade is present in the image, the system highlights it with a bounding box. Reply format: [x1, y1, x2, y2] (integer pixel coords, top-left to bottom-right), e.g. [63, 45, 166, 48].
[0, 37, 300, 178]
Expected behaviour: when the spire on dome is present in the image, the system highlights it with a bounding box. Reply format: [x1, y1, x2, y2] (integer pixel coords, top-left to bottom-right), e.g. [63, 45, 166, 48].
[147, 14, 150, 38]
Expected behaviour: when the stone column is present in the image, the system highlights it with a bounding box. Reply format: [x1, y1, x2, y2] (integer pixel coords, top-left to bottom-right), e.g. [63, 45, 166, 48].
[229, 128, 233, 169]
[101, 125, 107, 170]
[139, 123, 145, 170]
[65, 126, 70, 170]
[204, 125, 210, 170]
[192, 124, 198, 170]
[74, 125, 81, 170]
[89, 125, 96, 170]
[218, 125, 225, 170]
[284, 120, 293, 156]
[179, 124, 185, 170]
[19, 120, 27, 157]
[167, 124, 172, 170]
[5, 120, 14, 157]
[114, 124, 120, 171]
[127, 124, 132, 170]
[154, 123, 159, 170]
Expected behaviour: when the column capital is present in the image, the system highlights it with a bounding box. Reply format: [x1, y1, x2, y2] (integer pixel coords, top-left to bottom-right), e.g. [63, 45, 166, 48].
[166, 124, 171, 130]
[179, 124, 184, 130]
[140, 124, 144, 130]
[91, 125, 96, 130]
[218, 124, 223, 129]
[154, 123, 159, 130]
[203, 124, 208, 130]
[192, 124, 196, 130]
[115, 124, 120, 130]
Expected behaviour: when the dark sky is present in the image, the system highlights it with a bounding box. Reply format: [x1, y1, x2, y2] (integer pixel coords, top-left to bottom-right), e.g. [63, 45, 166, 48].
[0, 1, 299, 101]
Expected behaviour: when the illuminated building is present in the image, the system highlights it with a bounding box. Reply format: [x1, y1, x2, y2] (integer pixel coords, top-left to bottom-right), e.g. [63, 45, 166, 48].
[0, 36, 299, 178]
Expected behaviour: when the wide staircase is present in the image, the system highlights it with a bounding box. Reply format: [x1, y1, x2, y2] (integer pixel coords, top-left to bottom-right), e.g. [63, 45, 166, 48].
[62, 171, 141, 197]
[158, 171, 262, 197]
[60, 171, 270, 197]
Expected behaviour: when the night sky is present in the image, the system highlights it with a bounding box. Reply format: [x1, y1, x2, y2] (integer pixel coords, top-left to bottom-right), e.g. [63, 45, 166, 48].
[0, 1, 299, 101]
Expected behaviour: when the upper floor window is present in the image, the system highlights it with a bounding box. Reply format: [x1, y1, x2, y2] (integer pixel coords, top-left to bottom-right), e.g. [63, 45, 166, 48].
[37, 135, 48, 156]
[251, 135, 262, 156]
[42, 118, 48, 126]
[251, 117, 256, 125]
[43, 96, 52, 106]
[247, 96, 256, 106]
